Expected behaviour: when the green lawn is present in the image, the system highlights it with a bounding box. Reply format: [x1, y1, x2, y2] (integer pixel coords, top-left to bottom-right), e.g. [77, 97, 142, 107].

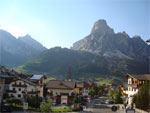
[51, 107, 72, 112]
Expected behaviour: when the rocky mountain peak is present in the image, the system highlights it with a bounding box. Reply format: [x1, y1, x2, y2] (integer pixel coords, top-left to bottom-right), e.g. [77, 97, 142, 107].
[18, 35, 47, 51]
[91, 19, 114, 35]
[72, 19, 148, 62]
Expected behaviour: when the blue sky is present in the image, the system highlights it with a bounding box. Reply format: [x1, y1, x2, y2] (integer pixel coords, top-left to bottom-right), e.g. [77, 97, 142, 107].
[0, 0, 149, 48]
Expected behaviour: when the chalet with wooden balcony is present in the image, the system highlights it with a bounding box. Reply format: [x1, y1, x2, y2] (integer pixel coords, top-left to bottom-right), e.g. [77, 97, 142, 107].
[8, 79, 37, 99]
[125, 74, 150, 105]
[8, 76, 46, 99]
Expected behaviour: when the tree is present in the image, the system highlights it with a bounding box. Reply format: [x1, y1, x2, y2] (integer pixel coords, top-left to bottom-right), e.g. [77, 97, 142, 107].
[114, 87, 123, 104]
[132, 81, 150, 110]
[98, 85, 106, 96]
[109, 90, 117, 100]
[109, 88, 123, 104]
[40, 97, 52, 113]
[88, 89, 96, 97]
[73, 93, 81, 104]
[24, 94, 42, 108]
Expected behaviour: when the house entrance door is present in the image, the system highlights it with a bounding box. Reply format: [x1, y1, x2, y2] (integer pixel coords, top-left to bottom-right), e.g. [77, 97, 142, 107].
[61, 95, 68, 104]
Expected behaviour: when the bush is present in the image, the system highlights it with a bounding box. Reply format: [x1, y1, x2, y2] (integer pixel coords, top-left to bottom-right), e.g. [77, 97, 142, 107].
[24, 94, 42, 108]
[40, 97, 52, 113]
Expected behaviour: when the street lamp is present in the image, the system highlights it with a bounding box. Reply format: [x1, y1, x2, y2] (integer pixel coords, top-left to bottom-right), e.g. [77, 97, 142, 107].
[121, 96, 128, 113]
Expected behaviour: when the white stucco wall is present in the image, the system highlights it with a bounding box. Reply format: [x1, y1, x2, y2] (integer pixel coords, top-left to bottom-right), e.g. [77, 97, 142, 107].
[127, 77, 139, 105]
[83, 88, 89, 96]
[9, 80, 38, 99]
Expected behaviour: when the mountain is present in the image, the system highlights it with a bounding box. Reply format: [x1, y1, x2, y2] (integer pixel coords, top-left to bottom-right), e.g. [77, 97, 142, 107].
[18, 35, 46, 52]
[72, 19, 149, 62]
[16, 47, 148, 81]
[0, 29, 47, 67]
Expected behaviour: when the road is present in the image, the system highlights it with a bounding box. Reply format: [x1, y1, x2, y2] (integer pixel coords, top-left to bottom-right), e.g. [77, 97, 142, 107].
[12, 96, 138, 113]
[86, 96, 124, 113]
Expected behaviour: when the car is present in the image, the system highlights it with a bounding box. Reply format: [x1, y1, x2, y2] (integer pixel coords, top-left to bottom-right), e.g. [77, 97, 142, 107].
[1, 104, 12, 112]
[105, 100, 114, 104]
[100, 101, 105, 104]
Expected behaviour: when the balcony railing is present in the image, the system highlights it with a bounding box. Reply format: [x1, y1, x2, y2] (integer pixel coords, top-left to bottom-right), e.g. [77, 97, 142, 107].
[12, 84, 27, 87]
[27, 91, 40, 94]
[7, 90, 16, 93]
[128, 84, 138, 88]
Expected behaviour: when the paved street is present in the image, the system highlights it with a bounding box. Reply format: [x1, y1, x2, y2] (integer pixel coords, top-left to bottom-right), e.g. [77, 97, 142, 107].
[88, 96, 124, 113]
[12, 96, 139, 113]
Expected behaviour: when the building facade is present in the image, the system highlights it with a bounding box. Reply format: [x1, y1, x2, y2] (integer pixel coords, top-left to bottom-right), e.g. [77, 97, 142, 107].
[46, 80, 75, 105]
[125, 74, 150, 105]
[8, 79, 39, 99]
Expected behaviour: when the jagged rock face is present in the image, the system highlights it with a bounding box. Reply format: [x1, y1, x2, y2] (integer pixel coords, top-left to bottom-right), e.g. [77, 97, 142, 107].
[0, 29, 47, 66]
[72, 19, 148, 62]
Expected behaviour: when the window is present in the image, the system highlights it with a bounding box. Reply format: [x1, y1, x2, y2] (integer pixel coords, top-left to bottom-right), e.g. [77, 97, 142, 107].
[13, 88, 15, 91]
[18, 94, 21, 98]
[19, 82, 21, 85]
[19, 88, 21, 91]
[134, 88, 136, 92]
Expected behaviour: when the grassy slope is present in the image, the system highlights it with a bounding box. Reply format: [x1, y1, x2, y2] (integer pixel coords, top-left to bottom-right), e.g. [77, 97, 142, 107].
[14, 47, 148, 86]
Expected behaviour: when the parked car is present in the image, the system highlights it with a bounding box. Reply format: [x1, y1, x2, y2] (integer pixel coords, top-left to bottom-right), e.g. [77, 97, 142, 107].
[1, 104, 12, 112]
[105, 100, 114, 104]
[100, 100, 105, 104]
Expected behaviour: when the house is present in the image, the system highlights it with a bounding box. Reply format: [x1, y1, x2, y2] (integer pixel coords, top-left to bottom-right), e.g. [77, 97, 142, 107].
[0, 73, 9, 110]
[30, 75, 47, 97]
[74, 82, 84, 95]
[7, 75, 46, 99]
[125, 74, 150, 105]
[46, 80, 76, 105]
[82, 81, 96, 97]
[8, 79, 40, 99]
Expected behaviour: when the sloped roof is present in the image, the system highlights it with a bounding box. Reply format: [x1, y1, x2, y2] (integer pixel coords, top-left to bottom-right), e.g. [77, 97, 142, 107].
[76, 82, 84, 88]
[30, 75, 44, 80]
[46, 80, 75, 89]
[0, 74, 9, 78]
[126, 74, 150, 80]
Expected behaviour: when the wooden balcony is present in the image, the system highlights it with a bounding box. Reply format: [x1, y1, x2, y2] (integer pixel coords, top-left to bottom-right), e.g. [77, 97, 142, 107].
[128, 84, 138, 88]
[28, 91, 40, 94]
[12, 84, 27, 87]
[7, 90, 16, 93]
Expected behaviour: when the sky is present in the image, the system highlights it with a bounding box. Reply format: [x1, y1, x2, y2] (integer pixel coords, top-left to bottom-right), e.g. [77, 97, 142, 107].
[0, 0, 149, 48]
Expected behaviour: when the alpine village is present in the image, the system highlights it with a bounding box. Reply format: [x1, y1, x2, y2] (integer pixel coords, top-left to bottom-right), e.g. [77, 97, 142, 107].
[0, 19, 150, 113]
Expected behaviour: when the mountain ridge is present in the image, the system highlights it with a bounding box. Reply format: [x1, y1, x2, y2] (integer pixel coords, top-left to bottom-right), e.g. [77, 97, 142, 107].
[0, 29, 47, 66]
[72, 19, 148, 62]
